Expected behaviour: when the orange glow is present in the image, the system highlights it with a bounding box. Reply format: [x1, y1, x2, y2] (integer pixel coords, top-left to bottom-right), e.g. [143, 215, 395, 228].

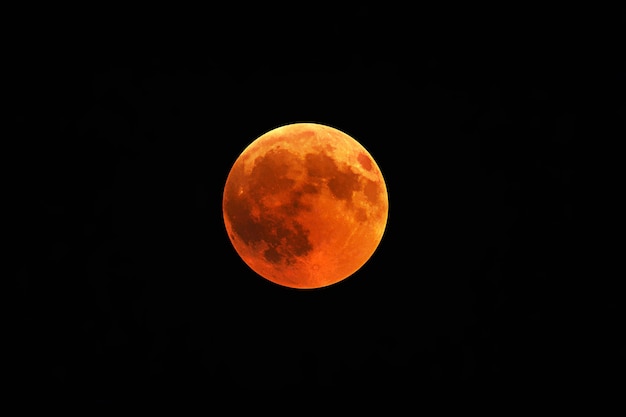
[223, 123, 388, 289]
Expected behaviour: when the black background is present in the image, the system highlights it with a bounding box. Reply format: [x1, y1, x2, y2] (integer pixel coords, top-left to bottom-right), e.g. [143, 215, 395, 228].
[12, 4, 624, 407]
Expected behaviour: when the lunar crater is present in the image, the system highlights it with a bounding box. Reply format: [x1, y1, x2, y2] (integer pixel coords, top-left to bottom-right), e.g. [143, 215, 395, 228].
[304, 151, 363, 202]
[249, 148, 299, 196]
[358, 152, 373, 171]
[260, 219, 312, 265]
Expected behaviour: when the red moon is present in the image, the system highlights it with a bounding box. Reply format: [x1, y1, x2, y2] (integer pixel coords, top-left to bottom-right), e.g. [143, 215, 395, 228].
[223, 123, 388, 289]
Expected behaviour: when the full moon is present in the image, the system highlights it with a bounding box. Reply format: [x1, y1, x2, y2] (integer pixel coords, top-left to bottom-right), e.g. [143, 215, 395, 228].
[222, 123, 388, 289]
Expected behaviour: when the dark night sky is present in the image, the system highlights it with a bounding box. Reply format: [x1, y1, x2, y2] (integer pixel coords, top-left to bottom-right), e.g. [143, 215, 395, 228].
[11, 4, 624, 408]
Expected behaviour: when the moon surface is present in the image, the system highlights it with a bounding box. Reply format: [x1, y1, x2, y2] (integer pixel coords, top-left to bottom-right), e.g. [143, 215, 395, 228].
[223, 123, 388, 289]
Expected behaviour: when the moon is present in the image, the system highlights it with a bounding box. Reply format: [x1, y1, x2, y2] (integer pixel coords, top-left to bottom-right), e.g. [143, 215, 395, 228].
[222, 123, 388, 289]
